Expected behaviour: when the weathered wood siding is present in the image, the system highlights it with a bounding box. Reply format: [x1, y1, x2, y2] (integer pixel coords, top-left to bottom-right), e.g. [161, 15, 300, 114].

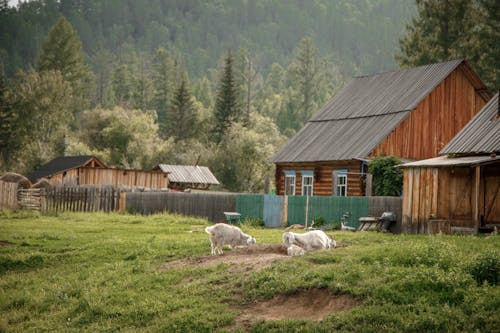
[275, 160, 365, 196]
[0, 180, 18, 210]
[371, 65, 487, 160]
[402, 163, 500, 234]
[45, 167, 168, 189]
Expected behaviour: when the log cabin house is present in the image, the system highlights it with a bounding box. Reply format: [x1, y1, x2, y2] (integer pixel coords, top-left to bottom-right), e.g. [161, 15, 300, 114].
[400, 93, 500, 234]
[28, 156, 169, 189]
[271, 59, 491, 197]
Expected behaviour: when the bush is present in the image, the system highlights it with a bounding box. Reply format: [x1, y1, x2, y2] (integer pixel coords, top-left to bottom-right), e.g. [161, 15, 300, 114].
[468, 252, 500, 286]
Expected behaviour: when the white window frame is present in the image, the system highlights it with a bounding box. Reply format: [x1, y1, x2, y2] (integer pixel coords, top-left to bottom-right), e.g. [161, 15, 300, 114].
[284, 171, 296, 196]
[301, 171, 314, 196]
[334, 169, 348, 196]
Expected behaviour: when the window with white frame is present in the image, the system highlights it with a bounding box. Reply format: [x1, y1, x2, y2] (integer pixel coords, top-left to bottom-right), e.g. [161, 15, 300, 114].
[302, 171, 313, 196]
[334, 169, 348, 196]
[284, 171, 296, 195]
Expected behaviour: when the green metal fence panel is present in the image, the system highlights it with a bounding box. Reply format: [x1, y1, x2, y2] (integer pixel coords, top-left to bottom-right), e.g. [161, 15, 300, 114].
[286, 196, 369, 228]
[287, 196, 308, 225]
[310, 196, 369, 229]
[236, 194, 264, 222]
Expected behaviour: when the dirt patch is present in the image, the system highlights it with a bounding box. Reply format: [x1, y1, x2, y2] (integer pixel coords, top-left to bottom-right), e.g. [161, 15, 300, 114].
[159, 244, 290, 272]
[0, 240, 14, 247]
[237, 289, 359, 324]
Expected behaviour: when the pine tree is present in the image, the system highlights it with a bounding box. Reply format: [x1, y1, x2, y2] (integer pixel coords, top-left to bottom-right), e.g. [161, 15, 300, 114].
[213, 49, 239, 144]
[397, 0, 471, 67]
[37, 16, 91, 116]
[286, 37, 328, 131]
[169, 74, 196, 142]
[152, 48, 174, 137]
[397, 0, 498, 90]
[0, 62, 20, 170]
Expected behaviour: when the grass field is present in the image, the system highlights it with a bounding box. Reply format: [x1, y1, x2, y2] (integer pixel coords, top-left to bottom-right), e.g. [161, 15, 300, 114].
[0, 210, 499, 333]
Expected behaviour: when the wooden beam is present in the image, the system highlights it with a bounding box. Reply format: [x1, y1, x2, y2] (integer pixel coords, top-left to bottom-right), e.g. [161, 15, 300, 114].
[472, 165, 481, 232]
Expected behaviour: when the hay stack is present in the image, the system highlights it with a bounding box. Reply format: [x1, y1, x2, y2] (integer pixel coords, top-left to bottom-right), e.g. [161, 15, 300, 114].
[31, 178, 52, 189]
[0, 172, 31, 188]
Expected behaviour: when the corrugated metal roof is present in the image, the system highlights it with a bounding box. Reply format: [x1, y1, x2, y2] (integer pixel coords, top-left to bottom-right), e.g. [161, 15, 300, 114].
[28, 156, 105, 181]
[441, 93, 500, 155]
[156, 164, 220, 185]
[399, 155, 500, 168]
[271, 59, 481, 163]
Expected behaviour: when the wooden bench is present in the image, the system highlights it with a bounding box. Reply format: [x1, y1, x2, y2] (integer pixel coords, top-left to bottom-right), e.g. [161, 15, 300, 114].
[223, 212, 241, 225]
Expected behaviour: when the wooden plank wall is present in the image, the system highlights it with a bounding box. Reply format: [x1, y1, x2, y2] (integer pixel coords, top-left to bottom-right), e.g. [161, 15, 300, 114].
[275, 161, 365, 196]
[483, 165, 500, 224]
[402, 166, 486, 234]
[368, 196, 403, 233]
[45, 167, 168, 189]
[371, 66, 488, 160]
[0, 180, 18, 210]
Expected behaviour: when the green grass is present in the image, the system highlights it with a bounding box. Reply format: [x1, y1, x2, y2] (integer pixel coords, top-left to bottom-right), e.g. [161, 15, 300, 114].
[0, 210, 499, 332]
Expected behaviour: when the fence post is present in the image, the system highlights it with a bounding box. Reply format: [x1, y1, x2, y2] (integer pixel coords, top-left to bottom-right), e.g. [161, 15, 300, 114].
[119, 191, 126, 212]
[283, 195, 288, 227]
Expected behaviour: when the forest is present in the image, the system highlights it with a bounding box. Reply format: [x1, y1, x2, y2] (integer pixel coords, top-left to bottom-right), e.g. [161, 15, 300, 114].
[0, 0, 497, 192]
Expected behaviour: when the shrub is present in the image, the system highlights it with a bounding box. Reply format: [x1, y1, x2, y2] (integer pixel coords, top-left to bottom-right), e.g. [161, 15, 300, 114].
[468, 252, 500, 286]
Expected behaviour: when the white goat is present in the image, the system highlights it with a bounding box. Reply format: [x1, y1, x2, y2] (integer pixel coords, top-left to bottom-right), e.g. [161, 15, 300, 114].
[205, 223, 256, 256]
[282, 230, 336, 253]
[287, 244, 306, 256]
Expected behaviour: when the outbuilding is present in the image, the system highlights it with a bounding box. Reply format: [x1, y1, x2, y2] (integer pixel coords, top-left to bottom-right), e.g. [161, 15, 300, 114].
[400, 93, 500, 234]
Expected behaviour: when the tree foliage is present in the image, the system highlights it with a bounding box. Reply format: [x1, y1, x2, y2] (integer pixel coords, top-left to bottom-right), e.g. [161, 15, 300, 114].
[37, 16, 92, 116]
[397, 0, 499, 90]
[213, 49, 239, 144]
[368, 156, 403, 197]
[4, 69, 72, 173]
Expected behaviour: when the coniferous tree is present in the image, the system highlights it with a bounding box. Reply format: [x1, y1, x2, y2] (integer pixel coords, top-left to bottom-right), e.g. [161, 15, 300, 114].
[396, 0, 498, 90]
[0, 63, 20, 171]
[397, 0, 471, 67]
[152, 48, 174, 137]
[37, 16, 92, 117]
[213, 49, 239, 144]
[169, 74, 197, 142]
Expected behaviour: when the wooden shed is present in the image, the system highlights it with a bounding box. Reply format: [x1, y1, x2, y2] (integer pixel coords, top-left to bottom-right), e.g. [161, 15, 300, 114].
[153, 164, 219, 190]
[28, 156, 169, 189]
[271, 59, 491, 197]
[400, 93, 500, 234]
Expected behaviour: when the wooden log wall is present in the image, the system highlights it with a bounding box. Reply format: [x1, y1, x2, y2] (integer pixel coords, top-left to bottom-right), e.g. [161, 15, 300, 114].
[0, 180, 18, 210]
[371, 66, 488, 160]
[275, 160, 365, 196]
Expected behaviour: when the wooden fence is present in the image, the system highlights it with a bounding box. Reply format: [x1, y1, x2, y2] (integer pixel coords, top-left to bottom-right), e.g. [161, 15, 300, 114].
[0, 180, 18, 210]
[41, 187, 122, 213]
[126, 192, 236, 222]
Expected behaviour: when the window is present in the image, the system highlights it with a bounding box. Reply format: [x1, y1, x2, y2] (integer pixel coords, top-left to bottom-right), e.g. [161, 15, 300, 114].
[284, 171, 296, 195]
[334, 169, 348, 196]
[302, 170, 314, 196]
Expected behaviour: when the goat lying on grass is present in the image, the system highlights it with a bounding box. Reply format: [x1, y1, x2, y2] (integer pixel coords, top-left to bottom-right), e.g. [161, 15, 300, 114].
[283, 230, 336, 255]
[205, 223, 256, 256]
[287, 244, 306, 256]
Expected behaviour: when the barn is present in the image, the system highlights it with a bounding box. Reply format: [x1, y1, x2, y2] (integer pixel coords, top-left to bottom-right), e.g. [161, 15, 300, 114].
[271, 59, 491, 197]
[28, 155, 169, 189]
[400, 93, 500, 234]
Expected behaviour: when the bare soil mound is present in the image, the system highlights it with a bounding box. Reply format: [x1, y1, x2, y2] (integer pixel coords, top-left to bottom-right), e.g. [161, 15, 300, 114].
[159, 244, 290, 272]
[237, 289, 359, 324]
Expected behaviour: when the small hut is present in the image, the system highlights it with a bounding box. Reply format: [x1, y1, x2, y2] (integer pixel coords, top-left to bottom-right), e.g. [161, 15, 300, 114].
[153, 164, 219, 190]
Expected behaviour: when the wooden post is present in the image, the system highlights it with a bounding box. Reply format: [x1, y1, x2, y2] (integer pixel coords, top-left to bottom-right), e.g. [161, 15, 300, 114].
[283, 195, 288, 227]
[119, 190, 127, 212]
[472, 165, 481, 233]
[305, 195, 309, 228]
